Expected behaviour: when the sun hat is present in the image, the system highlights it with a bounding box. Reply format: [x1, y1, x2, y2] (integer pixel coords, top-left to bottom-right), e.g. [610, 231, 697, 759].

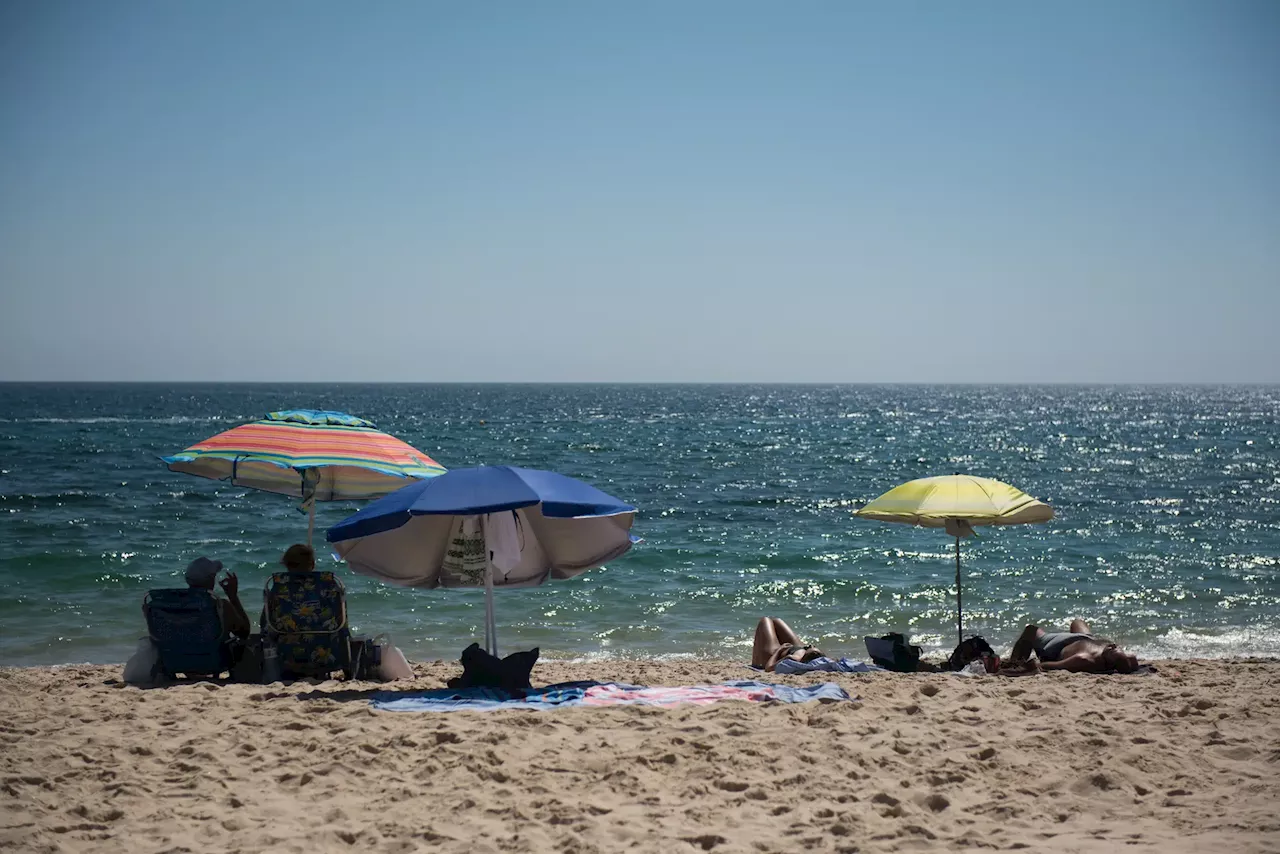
[184, 556, 223, 588]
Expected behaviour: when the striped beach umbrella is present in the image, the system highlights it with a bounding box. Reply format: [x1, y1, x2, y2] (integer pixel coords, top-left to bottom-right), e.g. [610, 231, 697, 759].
[163, 409, 446, 545]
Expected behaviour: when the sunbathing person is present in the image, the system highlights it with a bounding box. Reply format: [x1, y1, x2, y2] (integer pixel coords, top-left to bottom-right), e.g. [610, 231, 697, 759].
[1009, 619, 1139, 673]
[751, 617, 826, 671]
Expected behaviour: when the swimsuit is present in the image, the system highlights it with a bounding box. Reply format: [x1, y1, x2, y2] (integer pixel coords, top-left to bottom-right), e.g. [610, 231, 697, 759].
[1033, 631, 1096, 661]
[778, 643, 820, 662]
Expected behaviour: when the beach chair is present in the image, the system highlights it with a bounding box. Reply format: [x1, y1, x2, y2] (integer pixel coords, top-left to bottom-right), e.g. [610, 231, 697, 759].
[143, 588, 233, 679]
[262, 571, 354, 679]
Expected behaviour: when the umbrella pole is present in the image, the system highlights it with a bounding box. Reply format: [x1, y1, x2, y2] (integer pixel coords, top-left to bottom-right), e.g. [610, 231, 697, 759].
[955, 536, 963, 647]
[307, 502, 316, 549]
[484, 562, 497, 657]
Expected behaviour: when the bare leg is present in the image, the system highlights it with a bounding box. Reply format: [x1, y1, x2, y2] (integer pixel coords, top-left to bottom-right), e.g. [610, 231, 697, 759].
[770, 618, 803, 648]
[1010, 624, 1043, 661]
[1069, 619, 1092, 634]
[751, 617, 811, 670]
[752, 618, 784, 668]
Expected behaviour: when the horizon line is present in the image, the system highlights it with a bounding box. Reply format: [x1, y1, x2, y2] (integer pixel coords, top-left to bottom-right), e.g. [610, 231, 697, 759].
[2, 380, 1277, 387]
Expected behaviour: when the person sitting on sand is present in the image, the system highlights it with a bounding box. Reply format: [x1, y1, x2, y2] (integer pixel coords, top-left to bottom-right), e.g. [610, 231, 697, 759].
[752, 617, 827, 671]
[183, 556, 251, 640]
[1009, 619, 1139, 673]
[280, 543, 316, 572]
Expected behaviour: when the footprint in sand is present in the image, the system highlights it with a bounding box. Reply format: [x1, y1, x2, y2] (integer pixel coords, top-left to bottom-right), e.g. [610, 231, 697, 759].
[681, 833, 727, 850]
[918, 793, 950, 812]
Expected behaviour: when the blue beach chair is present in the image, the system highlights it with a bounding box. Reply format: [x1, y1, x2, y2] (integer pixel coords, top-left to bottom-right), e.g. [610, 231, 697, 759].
[142, 588, 233, 679]
[262, 571, 354, 679]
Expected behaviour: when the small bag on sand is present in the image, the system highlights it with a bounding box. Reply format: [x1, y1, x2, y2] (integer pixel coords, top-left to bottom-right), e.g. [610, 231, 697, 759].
[122, 637, 162, 685]
[229, 637, 262, 683]
[378, 645, 413, 681]
[946, 636, 1000, 673]
[865, 633, 922, 672]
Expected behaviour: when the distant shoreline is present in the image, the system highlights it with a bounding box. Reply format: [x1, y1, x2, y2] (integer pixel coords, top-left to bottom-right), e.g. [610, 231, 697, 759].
[3, 380, 1279, 387]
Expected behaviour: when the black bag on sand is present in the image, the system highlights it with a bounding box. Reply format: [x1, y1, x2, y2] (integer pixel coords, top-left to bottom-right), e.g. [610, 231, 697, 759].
[447, 643, 540, 691]
[864, 633, 922, 673]
[946, 636, 998, 672]
[228, 637, 262, 683]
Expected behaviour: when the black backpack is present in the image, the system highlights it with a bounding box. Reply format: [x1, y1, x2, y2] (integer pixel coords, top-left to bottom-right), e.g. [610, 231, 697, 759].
[946, 636, 997, 671]
[446, 643, 540, 691]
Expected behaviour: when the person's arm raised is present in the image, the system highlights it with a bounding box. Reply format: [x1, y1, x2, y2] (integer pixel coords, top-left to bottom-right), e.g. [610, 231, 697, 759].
[219, 572, 252, 639]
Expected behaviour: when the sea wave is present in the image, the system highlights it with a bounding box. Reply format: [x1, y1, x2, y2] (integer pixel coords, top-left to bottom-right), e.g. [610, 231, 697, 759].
[2, 383, 1279, 665]
[2, 415, 231, 425]
[1131, 625, 1280, 660]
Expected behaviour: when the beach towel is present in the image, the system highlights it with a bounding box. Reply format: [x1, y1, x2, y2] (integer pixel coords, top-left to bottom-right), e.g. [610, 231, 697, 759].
[772, 656, 883, 675]
[371, 682, 593, 712]
[369, 680, 852, 712]
[581, 680, 851, 706]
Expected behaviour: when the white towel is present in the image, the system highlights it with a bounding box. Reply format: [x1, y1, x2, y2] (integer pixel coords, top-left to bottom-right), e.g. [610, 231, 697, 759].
[483, 511, 522, 576]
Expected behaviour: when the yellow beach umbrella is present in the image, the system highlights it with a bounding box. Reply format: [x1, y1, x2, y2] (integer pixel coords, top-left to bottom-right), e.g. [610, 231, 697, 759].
[855, 475, 1053, 646]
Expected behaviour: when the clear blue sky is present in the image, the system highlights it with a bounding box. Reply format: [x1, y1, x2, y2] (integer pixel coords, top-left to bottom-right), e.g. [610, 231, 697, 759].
[2, 1, 1276, 382]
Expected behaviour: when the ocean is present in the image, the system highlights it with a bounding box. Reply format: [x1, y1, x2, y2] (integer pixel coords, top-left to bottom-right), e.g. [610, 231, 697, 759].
[1, 383, 1277, 666]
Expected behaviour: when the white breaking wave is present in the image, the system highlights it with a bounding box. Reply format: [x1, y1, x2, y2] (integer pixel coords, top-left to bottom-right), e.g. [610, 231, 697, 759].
[1130, 625, 1280, 660]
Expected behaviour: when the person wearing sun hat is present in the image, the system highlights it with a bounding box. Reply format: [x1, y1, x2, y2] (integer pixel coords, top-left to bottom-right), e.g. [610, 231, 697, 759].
[184, 556, 251, 640]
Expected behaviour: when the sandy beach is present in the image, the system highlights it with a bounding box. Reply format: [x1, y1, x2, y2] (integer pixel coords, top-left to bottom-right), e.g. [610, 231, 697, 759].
[2, 658, 1277, 854]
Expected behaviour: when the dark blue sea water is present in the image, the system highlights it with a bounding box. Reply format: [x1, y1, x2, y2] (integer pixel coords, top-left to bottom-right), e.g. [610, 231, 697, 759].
[1, 383, 1278, 665]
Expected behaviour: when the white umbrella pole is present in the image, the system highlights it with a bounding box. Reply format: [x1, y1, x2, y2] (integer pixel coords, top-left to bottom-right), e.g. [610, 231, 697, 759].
[484, 563, 497, 656]
[955, 536, 963, 647]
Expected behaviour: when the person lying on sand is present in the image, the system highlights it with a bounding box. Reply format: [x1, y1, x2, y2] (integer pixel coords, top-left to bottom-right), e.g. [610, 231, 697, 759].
[752, 617, 827, 671]
[1009, 619, 1139, 673]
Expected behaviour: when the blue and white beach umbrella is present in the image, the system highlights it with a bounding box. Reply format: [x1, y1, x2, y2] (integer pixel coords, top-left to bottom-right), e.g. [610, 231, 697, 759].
[326, 466, 637, 655]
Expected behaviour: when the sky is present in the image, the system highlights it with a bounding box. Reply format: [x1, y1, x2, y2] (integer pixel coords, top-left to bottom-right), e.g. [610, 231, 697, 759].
[1, 1, 1277, 383]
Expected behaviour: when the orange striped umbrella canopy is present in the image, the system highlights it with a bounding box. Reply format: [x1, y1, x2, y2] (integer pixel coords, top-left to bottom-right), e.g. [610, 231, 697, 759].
[163, 409, 445, 502]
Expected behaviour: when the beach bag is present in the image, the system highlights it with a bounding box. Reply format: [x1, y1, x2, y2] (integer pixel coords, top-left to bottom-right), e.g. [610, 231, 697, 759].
[446, 642, 539, 691]
[378, 645, 413, 681]
[122, 636, 162, 684]
[229, 637, 262, 683]
[946, 636, 1000, 673]
[351, 636, 382, 680]
[864, 633, 922, 673]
